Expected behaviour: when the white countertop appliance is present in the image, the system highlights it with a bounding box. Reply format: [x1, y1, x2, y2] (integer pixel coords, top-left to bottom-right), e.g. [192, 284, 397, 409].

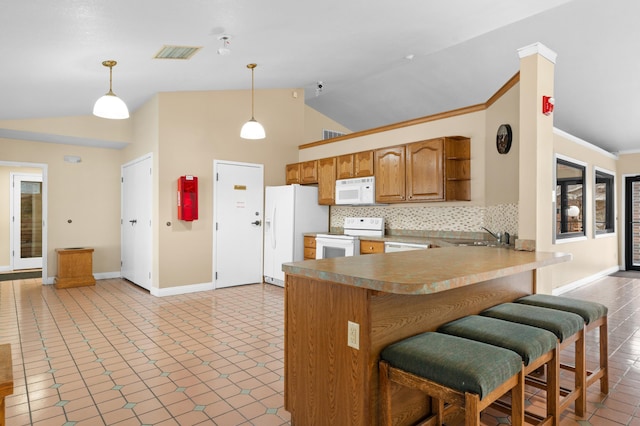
[263, 185, 329, 287]
[315, 217, 385, 259]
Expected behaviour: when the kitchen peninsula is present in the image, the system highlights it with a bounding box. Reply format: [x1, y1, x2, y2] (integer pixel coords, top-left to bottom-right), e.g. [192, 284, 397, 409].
[282, 246, 571, 425]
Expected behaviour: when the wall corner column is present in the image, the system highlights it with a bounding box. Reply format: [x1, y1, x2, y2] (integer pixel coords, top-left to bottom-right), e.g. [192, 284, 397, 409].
[517, 42, 557, 293]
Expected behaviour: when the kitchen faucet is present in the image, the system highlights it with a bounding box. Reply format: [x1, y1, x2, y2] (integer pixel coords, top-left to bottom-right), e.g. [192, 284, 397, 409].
[481, 227, 502, 243]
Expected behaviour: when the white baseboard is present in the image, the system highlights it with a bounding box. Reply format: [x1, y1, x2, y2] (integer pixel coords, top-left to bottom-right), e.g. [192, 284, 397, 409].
[151, 281, 214, 297]
[553, 265, 620, 295]
[94, 271, 121, 280]
[0, 265, 11, 272]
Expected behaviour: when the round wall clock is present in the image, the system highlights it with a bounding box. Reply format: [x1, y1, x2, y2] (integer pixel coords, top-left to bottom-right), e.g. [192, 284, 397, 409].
[496, 124, 513, 154]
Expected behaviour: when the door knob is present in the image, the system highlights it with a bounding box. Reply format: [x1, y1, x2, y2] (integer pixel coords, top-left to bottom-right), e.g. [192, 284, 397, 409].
[251, 220, 262, 226]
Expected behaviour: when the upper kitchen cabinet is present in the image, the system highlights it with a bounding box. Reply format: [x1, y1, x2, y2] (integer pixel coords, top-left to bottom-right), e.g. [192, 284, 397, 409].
[375, 145, 406, 202]
[300, 160, 318, 184]
[336, 154, 355, 179]
[354, 151, 374, 177]
[336, 151, 374, 180]
[375, 136, 470, 203]
[286, 163, 301, 184]
[406, 138, 444, 201]
[317, 157, 337, 205]
[444, 136, 471, 201]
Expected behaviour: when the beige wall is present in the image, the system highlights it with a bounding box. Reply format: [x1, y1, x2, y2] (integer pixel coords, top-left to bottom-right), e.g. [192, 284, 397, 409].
[485, 84, 520, 205]
[0, 139, 122, 279]
[303, 105, 351, 143]
[541, 131, 619, 291]
[153, 88, 339, 288]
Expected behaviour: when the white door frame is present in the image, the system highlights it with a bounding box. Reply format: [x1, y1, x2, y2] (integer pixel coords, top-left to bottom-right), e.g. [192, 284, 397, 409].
[212, 159, 264, 289]
[10, 172, 43, 270]
[1, 161, 48, 282]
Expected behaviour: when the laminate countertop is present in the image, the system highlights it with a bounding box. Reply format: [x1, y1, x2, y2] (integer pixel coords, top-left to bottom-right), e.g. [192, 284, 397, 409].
[282, 247, 571, 295]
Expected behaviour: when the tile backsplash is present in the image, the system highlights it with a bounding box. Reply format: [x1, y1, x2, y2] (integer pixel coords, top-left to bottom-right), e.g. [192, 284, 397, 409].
[331, 204, 518, 237]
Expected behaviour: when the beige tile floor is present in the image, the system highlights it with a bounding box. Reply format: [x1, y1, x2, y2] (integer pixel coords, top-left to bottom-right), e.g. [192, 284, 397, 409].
[0, 274, 638, 425]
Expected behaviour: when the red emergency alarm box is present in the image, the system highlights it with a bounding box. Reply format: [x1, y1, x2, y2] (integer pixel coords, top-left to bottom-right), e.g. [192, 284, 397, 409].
[178, 175, 198, 221]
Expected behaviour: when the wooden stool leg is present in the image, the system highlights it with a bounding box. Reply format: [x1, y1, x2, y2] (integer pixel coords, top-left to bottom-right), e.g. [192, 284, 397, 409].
[599, 318, 609, 394]
[575, 329, 586, 417]
[511, 369, 525, 426]
[379, 361, 393, 426]
[547, 348, 560, 426]
[465, 393, 481, 426]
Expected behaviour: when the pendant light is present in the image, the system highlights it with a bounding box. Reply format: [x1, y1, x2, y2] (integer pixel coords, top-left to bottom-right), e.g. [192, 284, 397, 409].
[93, 60, 129, 119]
[240, 63, 265, 139]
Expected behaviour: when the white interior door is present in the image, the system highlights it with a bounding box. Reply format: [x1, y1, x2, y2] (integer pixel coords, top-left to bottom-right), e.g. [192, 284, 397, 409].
[121, 155, 152, 290]
[213, 160, 264, 288]
[11, 173, 43, 270]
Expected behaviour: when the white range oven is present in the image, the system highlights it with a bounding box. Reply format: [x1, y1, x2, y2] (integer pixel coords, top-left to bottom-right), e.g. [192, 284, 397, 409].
[315, 217, 385, 259]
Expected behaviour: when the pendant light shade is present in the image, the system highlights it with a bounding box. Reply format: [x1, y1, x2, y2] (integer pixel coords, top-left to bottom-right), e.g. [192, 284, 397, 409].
[93, 60, 129, 119]
[240, 63, 265, 139]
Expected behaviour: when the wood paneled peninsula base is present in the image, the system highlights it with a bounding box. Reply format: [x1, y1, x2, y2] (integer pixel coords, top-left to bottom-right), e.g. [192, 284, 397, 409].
[282, 246, 571, 426]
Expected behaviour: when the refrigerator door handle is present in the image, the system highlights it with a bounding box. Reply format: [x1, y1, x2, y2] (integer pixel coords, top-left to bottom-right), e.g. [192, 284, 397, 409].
[270, 205, 277, 249]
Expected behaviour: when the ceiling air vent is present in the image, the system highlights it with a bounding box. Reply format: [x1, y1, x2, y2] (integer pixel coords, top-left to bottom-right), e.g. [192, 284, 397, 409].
[323, 129, 346, 140]
[154, 45, 202, 60]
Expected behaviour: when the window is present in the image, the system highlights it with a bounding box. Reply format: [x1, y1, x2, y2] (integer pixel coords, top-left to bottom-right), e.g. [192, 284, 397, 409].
[595, 169, 614, 234]
[556, 157, 586, 239]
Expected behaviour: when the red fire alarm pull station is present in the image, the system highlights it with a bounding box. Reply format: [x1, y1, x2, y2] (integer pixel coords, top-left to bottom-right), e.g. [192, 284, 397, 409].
[178, 175, 198, 221]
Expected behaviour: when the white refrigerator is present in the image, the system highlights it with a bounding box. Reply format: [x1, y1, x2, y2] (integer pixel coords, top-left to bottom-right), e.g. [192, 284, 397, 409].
[263, 184, 329, 287]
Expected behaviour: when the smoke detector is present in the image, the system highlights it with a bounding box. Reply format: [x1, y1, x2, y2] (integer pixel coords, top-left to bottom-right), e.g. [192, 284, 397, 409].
[217, 35, 232, 56]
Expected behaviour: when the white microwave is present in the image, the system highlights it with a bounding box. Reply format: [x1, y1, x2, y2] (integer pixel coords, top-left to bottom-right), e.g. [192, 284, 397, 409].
[335, 177, 375, 205]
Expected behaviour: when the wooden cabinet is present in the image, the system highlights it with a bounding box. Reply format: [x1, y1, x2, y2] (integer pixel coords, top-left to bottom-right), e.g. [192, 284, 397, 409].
[359, 240, 384, 254]
[300, 160, 318, 184]
[317, 157, 337, 205]
[286, 163, 301, 184]
[55, 248, 96, 289]
[444, 136, 471, 201]
[354, 151, 374, 177]
[375, 137, 470, 203]
[375, 145, 406, 202]
[303, 236, 317, 260]
[337, 151, 374, 180]
[336, 154, 354, 179]
[406, 138, 444, 201]
[285, 137, 469, 202]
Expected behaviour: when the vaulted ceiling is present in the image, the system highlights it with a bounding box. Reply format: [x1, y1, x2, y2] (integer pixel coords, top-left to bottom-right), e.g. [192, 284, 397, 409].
[1, 0, 637, 153]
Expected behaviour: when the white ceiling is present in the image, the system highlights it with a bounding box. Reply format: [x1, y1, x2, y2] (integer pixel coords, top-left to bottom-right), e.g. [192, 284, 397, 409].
[1, 0, 637, 153]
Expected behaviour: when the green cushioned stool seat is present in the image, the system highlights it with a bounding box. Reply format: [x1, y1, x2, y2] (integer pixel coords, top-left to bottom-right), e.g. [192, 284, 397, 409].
[481, 302, 583, 342]
[515, 294, 607, 324]
[515, 294, 609, 395]
[438, 315, 556, 366]
[381, 332, 522, 399]
[438, 315, 560, 425]
[482, 302, 587, 418]
[379, 332, 524, 426]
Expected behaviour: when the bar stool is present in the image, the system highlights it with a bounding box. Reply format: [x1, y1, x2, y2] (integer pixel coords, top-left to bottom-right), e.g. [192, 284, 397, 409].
[481, 303, 586, 417]
[515, 294, 608, 394]
[379, 332, 524, 426]
[438, 315, 559, 426]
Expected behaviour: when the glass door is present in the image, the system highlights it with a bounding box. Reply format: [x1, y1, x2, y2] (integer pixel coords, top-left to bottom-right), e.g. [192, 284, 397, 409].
[625, 175, 640, 271]
[12, 173, 43, 270]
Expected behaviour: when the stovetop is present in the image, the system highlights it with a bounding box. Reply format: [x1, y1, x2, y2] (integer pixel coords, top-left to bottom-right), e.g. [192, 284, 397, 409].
[316, 217, 385, 239]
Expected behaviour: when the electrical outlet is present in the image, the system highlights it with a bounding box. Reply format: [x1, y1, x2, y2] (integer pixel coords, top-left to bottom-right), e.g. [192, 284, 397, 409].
[347, 321, 360, 350]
